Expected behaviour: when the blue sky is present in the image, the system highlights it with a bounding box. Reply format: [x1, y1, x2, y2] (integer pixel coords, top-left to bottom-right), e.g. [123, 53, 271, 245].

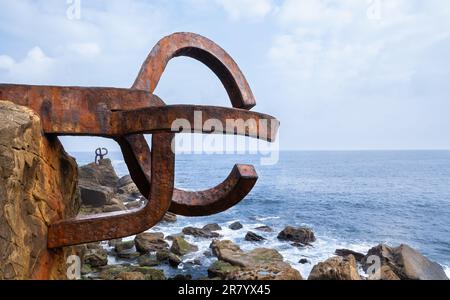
[0, 0, 449, 151]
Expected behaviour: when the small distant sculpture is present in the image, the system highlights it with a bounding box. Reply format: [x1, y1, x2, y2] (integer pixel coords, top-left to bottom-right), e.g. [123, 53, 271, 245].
[95, 147, 109, 164]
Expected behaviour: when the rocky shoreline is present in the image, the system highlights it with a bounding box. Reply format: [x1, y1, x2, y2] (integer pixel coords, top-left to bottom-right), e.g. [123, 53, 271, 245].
[74, 159, 449, 281]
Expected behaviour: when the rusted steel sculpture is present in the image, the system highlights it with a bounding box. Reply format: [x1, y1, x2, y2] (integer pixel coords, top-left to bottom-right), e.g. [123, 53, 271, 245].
[95, 147, 109, 164]
[0, 32, 279, 248]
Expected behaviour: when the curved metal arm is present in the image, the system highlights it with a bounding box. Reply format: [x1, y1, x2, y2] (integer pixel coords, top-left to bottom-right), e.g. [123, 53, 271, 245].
[122, 32, 265, 216]
[47, 134, 175, 248]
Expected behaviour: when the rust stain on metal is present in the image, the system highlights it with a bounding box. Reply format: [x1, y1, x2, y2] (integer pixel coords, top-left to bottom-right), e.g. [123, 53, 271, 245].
[0, 32, 279, 248]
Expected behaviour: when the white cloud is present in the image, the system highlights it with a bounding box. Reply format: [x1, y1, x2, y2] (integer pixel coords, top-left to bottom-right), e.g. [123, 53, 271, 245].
[68, 42, 101, 57]
[0, 47, 55, 83]
[215, 0, 274, 21]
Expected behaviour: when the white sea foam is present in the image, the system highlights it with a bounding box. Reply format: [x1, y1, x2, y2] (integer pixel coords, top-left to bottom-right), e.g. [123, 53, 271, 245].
[444, 266, 450, 279]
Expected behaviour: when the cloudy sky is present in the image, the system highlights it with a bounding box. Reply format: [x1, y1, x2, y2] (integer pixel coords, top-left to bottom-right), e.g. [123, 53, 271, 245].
[0, 0, 449, 151]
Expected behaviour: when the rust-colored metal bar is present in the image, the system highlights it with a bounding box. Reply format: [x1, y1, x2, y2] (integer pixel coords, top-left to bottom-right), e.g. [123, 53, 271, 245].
[48, 133, 175, 248]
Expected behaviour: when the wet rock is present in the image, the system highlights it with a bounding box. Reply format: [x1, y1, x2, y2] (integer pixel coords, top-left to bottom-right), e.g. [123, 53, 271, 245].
[170, 236, 199, 256]
[138, 255, 160, 267]
[335, 249, 365, 262]
[117, 249, 140, 260]
[134, 266, 166, 280]
[203, 223, 222, 231]
[291, 242, 313, 248]
[209, 240, 302, 280]
[125, 200, 142, 210]
[134, 232, 169, 254]
[362, 244, 448, 280]
[245, 232, 266, 242]
[116, 182, 141, 199]
[157, 250, 182, 267]
[308, 255, 360, 280]
[255, 226, 273, 232]
[102, 203, 127, 213]
[83, 248, 108, 267]
[299, 258, 310, 264]
[229, 222, 243, 230]
[203, 250, 213, 258]
[182, 227, 220, 239]
[79, 159, 119, 188]
[81, 264, 92, 276]
[116, 175, 133, 188]
[108, 239, 123, 248]
[79, 180, 114, 207]
[162, 212, 177, 223]
[99, 265, 165, 280]
[277, 226, 316, 244]
[117, 272, 145, 280]
[116, 193, 140, 204]
[166, 233, 185, 241]
[208, 261, 240, 279]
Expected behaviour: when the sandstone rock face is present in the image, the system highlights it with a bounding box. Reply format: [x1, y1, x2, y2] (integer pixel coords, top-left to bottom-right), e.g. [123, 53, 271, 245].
[308, 255, 361, 280]
[209, 240, 302, 280]
[0, 101, 80, 280]
[363, 244, 448, 280]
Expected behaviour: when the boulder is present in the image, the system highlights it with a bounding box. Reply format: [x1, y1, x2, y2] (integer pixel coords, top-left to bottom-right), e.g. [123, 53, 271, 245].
[255, 226, 273, 232]
[79, 159, 119, 188]
[98, 265, 165, 280]
[245, 232, 266, 242]
[335, 249, 365, 262]
[117, 272, 145, 280]
[203, 223, 222, 231]
[102, 203, 127, 213]
[209, 240, 302, 280]
[166, 233, 185, 241]
[83, 248, 108, 267]
[116, 250, 140, 260]
[78, 179, 114, 207]
[134, 232, 169, 254]
[156, 250, 182, 267]
[277, 226, 316, 244]
[162, 212, 177, 223]
[116, 182, 141, 199]
[182, 227, 220, 239]
[308, 255, 360, 280]
[0, 101, 80, 280]
[299, 258, 310, 264]
[229, 222, 243, 230]
[170, 236, 199, 256]
[363, 244, 448, 280]
[125, 200, 143, 210]
[138, 255, 160, 267]
[116, 175, 133, 188]
[208, 261, 240, 279]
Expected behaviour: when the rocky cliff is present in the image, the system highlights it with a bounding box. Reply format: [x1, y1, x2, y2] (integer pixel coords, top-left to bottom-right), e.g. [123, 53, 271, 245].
[0, 101, 80, 279]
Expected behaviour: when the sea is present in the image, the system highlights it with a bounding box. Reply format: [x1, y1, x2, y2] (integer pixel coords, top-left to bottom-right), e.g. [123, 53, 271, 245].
[69, 150, 450, 279]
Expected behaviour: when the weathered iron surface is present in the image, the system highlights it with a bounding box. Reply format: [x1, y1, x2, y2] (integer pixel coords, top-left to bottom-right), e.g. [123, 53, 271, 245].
[0, 32, 279, 248]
